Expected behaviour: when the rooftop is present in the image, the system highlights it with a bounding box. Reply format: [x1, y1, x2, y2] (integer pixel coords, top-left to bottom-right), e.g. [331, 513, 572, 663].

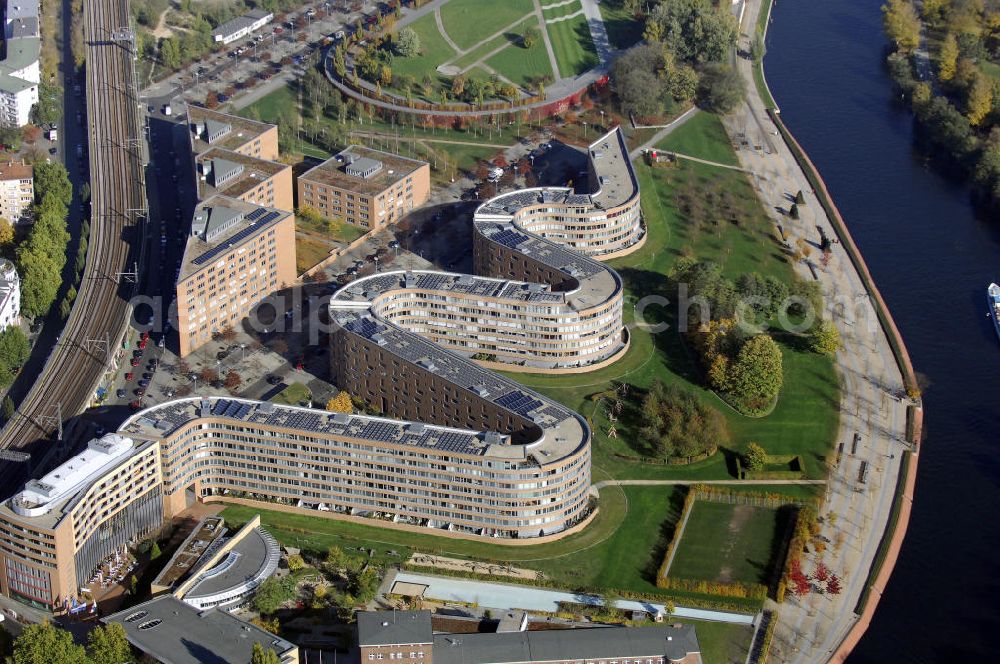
[120, 396, 514, 460]
[299, 145, 427, 197]
[188, 106, 275, 154]
[0, 159, 30, 180]
[179, 195, 292, 280]
[431, 623, 700, 664]
[0, 435, 149, 529]
[4, 0, 39, 23]
[5, 16, 38, 39]
[358, 610, 433, 647]
[212, 9, 273, 39]
[474, 127, 637, 218]
[103, 595, 296, 664]
[195, 146, 288, 202]
[0, 35, 39, 74]
[183, 525, 280, 605]
[327, 307, 587, 461]
[151, 516, 226, 590]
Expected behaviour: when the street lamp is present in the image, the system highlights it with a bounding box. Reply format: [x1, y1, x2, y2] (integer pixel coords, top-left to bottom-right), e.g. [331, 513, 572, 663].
[583, 121, 587, 138]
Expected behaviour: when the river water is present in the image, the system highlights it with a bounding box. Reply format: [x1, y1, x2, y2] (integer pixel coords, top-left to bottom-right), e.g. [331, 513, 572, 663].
[763, 0, 1000, 661]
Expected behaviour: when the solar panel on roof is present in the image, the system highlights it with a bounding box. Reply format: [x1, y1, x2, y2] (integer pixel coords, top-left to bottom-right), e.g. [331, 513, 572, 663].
[245, 207, 267, 221]
[191, 211, 282, 265]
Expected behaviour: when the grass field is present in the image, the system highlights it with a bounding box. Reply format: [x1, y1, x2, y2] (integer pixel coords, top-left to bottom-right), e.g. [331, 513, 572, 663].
[542, 0, 583, 21]
[439, 0, 535, 51]
[668, 502, 784, 585]
[544, 12, 599, 78]
[271, 382, 312, 406]
[656, 112, 739, 166]
[296, 233, 332, 274]
[387, 13, 457, 83]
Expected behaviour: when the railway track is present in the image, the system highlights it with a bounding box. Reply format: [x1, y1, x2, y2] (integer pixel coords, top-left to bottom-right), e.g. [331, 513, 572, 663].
[0, 0, 145, 472]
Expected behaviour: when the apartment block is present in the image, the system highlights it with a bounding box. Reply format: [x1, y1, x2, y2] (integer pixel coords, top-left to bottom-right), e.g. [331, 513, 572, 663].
[195, 147, 293, 213]
[0, 0, 39, 127]
[0, 434, 162, 608]
[175, 195, 296, 357]
[0, 159, 32, 222]
[187, 106, 279, 161]
[296, 146, 430, 229]
[0, 258, 19, 330]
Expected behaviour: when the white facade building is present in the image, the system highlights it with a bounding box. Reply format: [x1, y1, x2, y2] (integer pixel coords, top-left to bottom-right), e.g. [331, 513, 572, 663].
[0, 259, 21, 331]
[0, 159, 32, 222]
[211, 9, 273, 45]
[0, 0, 40, 127]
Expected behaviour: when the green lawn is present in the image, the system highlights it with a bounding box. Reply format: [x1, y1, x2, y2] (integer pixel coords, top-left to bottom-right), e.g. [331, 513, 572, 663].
[390, 13, 459, 83]
[485, 22, 555, 88]
[271, 382, 312, 406]
[239, 83, 296, 124]
[668, 502, 784, 585]
[544, 12, 599, 78]
[691, 620, 756, 664]
[438, 0, 536, 51]
[656, 112, 739, 166]
[450, 16, 535, 71]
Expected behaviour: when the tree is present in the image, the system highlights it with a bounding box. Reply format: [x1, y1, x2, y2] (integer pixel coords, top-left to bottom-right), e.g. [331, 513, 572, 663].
[326, 391, 353, 413]
[728, 334, 784, 411]
[639, 381, 729, 459]
[939, 32, 958, 81]
[795, 190, 806, 204]
[286, 554, 306, 571]
[882, 0, 920, 54]
[451, 74, 466, 98]
[826, 574, 842, 595]
[251, 642, 282, 664]
[199, 367, 219, 383]
[644, 0, 738, 63]
[697, 63, 746, 114]
[224, 370, 242, 391]
[965, 73, 993, 126]
[0, 217, 14, 250]
[160, 37, 182, 70]
[21, 125, 41, 144]
[744, 442, 767, 471]
[88, 623, 134, 664]
[611, 44, 672, 117]
[809, 319, 842, 356]
[813, 561, 830, 583]
[150, 541, 162, 560]
[521, 26, 538, 49]
[13, 622, 88, 664]
[789, 202, 800, 219]
[394, 27, 420, 57]
[253, 575, 296, 614]
[380, 65, 393, 87]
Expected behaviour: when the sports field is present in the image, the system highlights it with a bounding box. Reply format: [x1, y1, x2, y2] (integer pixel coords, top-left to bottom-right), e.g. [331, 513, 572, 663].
[668, 501, 785, 585]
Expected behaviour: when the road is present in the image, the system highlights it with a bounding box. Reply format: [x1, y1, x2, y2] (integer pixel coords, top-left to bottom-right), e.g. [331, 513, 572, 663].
[0, 0, 147, 481]
[729, 1, 913, 662]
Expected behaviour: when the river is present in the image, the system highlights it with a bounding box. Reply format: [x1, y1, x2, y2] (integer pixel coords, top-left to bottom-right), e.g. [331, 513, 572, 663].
[763, 0, 1000, 661]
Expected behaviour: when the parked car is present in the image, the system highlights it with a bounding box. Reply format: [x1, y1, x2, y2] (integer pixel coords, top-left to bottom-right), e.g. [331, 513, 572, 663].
[116, 388, 126, 399]
[125, 372, 134, 381]
[130, 358, 140, 366]
[266, 375, 282, 385]
[130, 400, 143, 409]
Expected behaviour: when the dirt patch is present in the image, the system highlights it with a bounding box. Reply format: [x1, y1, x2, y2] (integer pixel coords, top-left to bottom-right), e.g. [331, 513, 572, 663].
[728, 504, 753, 533]
[717, 565, 733, 583]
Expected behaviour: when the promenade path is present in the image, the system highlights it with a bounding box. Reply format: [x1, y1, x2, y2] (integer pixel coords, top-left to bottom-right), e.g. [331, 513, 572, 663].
[729, 1, 914, 662]
[593, 479, 826, 488]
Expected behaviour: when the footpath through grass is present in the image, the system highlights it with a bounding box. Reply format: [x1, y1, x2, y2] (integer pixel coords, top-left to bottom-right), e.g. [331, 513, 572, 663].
[545, 13, 599, 78]
[655, 112, 739, 166]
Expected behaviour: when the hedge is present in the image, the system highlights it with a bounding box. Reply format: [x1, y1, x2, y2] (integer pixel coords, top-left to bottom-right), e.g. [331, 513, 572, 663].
[738, 454, 806, 480]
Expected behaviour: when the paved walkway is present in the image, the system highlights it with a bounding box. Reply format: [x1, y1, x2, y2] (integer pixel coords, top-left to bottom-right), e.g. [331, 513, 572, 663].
[729, 2, 912, 662]
[533, 0, 562, 79]
[433, 7, 462, 53]
[388, 571, 756, 625]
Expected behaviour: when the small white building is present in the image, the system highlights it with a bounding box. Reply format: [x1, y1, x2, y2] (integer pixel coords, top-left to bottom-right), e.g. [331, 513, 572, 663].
[0, 259, 21, 331]
[211, 9, 273, 45]
[0, 160, 33, 223]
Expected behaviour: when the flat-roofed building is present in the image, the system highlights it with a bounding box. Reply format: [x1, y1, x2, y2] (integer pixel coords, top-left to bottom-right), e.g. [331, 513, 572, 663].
[187, 106, 279, 161]
[175, 195, 296, 356]
[0, 434, 162, 608]
[0, 159, 32, 222]
[297, 145, 430, 229]
[104, 595, 299, 664]
[357, 610, 701, 664]
[195, 147, 293, 213]
[211, 9, 273, 45]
